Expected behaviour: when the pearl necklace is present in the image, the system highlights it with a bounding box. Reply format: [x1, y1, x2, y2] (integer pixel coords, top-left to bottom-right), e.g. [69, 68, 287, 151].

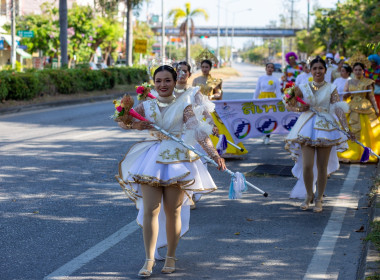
[174, 86, 189, 94]
[156, 95, 176, 107]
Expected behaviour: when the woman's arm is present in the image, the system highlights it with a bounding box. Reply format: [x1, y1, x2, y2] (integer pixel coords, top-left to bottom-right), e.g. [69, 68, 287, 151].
[367, 85, 380, 117]
[183, 105, 226, 170]
[253, 77, 262, 99]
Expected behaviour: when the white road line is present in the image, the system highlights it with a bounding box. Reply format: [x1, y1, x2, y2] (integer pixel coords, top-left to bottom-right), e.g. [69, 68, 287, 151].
[303, 164, 360, 280]
[43, 220, 139, 280]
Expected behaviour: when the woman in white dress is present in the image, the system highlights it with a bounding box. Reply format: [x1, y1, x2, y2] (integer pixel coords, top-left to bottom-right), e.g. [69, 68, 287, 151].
[333, 64, 352, 96]
[285, 57, 355, 212]
[254, 63, 282, 144]
[116, 65, 226, 277]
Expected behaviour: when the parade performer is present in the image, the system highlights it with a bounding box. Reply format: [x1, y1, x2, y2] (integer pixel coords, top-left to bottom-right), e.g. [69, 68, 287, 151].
[254, 62, 282, 144]
[365, 54, 380, 108]
[192, 49, 247, 156]
[331, 55, 346, 82]
[285, 56, 353, 212]
[333, 63, 352, 96]
[338, 54, 380, 163]
[281, 52, 302, 89]
[324, 53, 338, 83]
[116, 65, 226, 277]
[175, 61, 217, 209]
[295, 60, 313, 86]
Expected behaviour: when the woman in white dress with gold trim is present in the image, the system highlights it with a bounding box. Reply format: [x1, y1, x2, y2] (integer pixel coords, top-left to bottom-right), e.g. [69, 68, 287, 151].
[116, 65, 226, 277]
[285, 57, 354, 212]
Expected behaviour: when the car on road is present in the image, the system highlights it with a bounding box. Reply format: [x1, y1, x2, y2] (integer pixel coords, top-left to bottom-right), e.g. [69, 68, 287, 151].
[273, 63, 282, 73]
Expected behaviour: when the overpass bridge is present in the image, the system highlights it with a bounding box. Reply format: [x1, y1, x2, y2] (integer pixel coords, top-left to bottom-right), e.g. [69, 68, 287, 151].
[151, 26, 303, 37]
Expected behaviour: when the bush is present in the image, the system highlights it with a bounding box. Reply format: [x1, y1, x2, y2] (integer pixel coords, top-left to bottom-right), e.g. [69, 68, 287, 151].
[1, 66, 148, 100]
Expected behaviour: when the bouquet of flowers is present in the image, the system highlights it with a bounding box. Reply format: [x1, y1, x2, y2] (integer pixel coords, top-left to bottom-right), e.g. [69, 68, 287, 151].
[112, 94, 147, 123]
[283, 82, 306, 105]
[136, 82, 156, 100]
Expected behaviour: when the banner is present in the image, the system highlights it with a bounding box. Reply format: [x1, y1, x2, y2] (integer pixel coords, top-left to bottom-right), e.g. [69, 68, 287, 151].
[214, 98, 300, 143]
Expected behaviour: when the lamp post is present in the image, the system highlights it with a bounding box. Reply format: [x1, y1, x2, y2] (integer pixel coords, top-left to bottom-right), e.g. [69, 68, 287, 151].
[161, 0, 165, 64]
[216, 0, 221, 67]
[230, 8, 252, 63]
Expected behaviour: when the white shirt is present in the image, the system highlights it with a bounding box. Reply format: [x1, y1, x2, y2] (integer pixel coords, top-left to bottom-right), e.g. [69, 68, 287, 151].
[253, 75, 282, 99]
[295, 72, 313, 86]
[325, 65, 338, 83]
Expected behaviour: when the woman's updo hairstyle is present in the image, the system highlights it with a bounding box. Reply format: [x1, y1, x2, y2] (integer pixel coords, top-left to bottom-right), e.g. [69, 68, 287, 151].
[353, 62, 365, 71]
[153, 65, 177, 81]
[310, 56, 327, 70]
[342, 63, 353, 74]
[201, 59, 212, 68]
[176, 61, 192, 73]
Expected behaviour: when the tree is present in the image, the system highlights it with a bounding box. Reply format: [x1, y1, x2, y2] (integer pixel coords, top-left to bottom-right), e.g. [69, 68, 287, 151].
[168, 2, 208, 63]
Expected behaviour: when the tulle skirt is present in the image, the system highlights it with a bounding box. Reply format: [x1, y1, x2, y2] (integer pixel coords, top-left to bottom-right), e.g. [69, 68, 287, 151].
[116, 140, 217, 248]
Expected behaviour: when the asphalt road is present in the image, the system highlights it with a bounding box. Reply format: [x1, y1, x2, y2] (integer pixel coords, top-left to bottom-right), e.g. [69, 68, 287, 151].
[0, 63, 377, 280]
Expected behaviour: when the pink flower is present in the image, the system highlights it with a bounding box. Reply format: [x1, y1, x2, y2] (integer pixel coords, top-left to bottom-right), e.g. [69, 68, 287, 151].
[116, 106, 123, 112]
[136, 86, 144, 94]
[87, 43, 92, 47]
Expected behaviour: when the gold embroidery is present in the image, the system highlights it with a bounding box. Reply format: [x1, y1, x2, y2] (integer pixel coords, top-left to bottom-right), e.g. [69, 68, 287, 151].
[159, 148, 190, 161]
[149, 100, 157, 121]
[315, 119, 330, 129]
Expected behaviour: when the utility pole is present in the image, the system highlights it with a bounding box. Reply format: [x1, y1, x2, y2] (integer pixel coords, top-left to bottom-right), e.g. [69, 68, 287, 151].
[125, 0, 133, 66]
[216, 0, 220, 67]
[59, 0, 68, 67]
[307, 0, 310, 32]
[224, 7, 228, 65]
[289, 0, 294, 51]
[161, 0, 165, 63]
[10, 0, 16, 69]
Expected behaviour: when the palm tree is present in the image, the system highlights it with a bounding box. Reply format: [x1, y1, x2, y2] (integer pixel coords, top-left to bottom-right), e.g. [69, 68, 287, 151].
[168, 3, 208, 63]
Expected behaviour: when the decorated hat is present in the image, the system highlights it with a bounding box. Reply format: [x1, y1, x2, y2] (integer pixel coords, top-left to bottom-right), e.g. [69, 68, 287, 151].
[326, 53, 334, 59]
[368, 54, 380, 65]
[347, 53, 371, 69]
[195, 49, 219, 68]
[285, 52, 298, 64]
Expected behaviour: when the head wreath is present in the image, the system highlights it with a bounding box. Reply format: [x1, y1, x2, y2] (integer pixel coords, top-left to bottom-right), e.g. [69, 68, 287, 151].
[195, 49, 218, 68]
[346, 53, 370, 69]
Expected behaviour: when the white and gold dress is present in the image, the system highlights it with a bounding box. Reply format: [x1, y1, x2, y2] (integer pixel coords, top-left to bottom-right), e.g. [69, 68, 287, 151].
[116, 94, 219, 248]
[285, 82, 349, 199]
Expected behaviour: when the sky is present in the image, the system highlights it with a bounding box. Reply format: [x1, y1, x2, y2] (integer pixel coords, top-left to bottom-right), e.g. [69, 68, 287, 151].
[136, 0, 339, 50]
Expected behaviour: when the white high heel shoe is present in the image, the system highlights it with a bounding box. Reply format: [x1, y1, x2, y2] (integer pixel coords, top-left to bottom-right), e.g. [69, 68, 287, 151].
[138, 259, 155, 278]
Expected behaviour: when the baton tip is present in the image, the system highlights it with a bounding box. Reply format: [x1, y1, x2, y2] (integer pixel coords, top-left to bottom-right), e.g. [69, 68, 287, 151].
[263, 192, 269, 197]
[240, 148, 244, 152]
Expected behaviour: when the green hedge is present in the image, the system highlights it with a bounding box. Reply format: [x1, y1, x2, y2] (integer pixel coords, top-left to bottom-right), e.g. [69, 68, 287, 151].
[0, 66, 148, 101]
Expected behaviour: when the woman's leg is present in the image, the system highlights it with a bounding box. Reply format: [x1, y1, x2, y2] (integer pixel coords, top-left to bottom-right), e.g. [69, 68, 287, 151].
[162, 186, 184, 272]
[140, 184, 163, 271]
[301, 145, 316, 198]
[315, 146, 332, 201]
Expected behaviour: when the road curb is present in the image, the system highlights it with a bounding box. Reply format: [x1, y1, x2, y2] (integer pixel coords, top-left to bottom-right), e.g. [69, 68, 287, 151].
[0, 92, 136, 116]
[362, 162, 380, 279]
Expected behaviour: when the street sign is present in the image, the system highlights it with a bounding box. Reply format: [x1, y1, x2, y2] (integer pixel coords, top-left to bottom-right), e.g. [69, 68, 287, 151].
[17, 45, 27, 50]
[134, 39, 147, 53]
[0, 40, 4, 50]
[17, 30, 34, 38]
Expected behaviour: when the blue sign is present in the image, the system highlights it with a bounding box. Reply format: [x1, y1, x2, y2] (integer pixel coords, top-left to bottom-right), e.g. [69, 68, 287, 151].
[17, 45, 27, 50]
[0, 40, 4, 50]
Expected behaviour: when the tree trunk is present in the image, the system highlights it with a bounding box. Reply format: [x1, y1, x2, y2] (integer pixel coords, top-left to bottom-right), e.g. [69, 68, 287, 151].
[59, 0, 68, 68]
[186, 17, 190, 63]
[126, 0, 133, 66]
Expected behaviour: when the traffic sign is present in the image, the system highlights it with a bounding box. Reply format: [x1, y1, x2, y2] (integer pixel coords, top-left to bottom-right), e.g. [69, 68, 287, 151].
[17, 30, 34, 38]
[134, 39, 147, 53]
